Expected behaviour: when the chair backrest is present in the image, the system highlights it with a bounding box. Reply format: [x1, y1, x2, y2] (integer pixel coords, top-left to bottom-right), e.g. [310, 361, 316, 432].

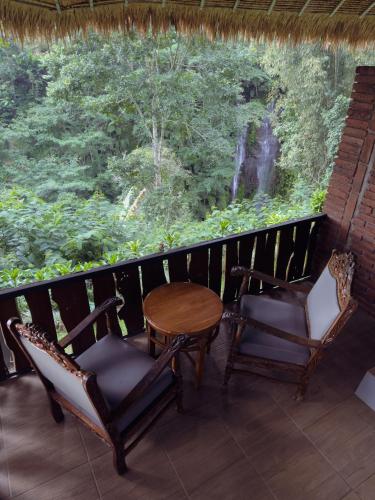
[306, 250, 355, 342]
[10, 321, 106, 429]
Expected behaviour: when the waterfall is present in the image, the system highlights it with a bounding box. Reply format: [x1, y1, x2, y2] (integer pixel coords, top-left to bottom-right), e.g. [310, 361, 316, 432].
[231, 124, 248, 201]
[256, 101, 278, 195]
[231, 101, 279, 199]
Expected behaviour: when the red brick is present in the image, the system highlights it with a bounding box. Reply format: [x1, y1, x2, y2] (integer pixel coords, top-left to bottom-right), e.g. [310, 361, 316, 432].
[332, 165, 357, 180]
[351, 92, 375, 104]
[345, 118, 369, 130]
[329, 172, 353, 188]
[325, 193, 347, 204]
[339, 142, 362, 157]
[338, 150, 360, 163]
[350, 101, 374, 112]
[342, 126, 367, 139]
[348, 108, 373, 121]
[324, 205, 345, 218]
[329, 185, 351, 199]
[363, 190, 375, 201]
[356, 74, 375, 84]
[352, 82, 375, 95]
[368, 118, 375, 132]
[357, 67, 375, 76]
[357, 255, 375, 270]
[363, 222, 375, 235]
[362, 196, 375, 208]
[334, 158, 358, 171]
[329, 171, 353, 187]
[357, 213, 375, 224]
[344, 193, 359, 215]
[360, 135, 375, 163]
[352, 161, 368, 190]
[359, 204, 373, 215]
[341, 134, 365, 147]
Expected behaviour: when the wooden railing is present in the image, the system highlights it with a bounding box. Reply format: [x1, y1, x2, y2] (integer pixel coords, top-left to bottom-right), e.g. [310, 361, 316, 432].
[0, 213, 326, 380]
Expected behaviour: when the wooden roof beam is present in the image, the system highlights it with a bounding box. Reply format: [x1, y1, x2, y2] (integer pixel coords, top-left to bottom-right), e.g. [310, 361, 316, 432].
[330, 0, 346, 17]
[299, 0, 312, 16]
[268, 0, 277, 15]
[361, 2, 375, 18]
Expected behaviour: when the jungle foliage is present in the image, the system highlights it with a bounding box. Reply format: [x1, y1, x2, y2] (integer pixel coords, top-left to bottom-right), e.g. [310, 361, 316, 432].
[0, 32, 372, 288]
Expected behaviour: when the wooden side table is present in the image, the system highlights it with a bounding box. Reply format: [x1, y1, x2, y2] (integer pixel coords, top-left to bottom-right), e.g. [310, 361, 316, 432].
[143, 282, 223, 387]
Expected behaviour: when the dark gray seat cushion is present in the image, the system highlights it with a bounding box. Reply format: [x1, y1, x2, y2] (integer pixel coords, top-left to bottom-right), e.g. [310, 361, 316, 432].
[76, 334, 173, 432]
[238, 295, 310, 366]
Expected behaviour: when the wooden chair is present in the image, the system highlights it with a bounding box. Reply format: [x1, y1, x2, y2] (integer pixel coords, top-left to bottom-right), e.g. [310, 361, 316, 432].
[223, 250, 357, 400]
[7, 297, 188, 474]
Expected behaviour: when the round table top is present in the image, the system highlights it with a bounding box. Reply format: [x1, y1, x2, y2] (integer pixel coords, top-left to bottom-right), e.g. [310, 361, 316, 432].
[143, 282, 223, 336]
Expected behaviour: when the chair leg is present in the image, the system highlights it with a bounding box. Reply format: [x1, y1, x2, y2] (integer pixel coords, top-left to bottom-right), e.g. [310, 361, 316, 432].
[223, 362, 233, 386]
[174, 353, 184, 413]
[49, 397, 64, 423]
[223, 323, 241, 387]
[295, 373, 310, 401]
[223, 346, 235, 386]
[176, 386, 184, 414]
[112, 443, 127, 475]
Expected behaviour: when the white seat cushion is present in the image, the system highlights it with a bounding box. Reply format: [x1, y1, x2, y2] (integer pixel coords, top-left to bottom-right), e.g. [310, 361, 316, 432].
[238, 295, 310, 366]
[306, 265, 341, 341]
[76, 334, 173, 432]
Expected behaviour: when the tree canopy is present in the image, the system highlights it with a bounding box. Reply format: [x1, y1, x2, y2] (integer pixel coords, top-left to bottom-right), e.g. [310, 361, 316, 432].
[0, 31, 372, 288]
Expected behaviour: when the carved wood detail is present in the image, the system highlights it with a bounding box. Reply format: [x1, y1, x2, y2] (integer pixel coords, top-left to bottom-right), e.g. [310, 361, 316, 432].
[327, 250, 355, 310]
[15, 322, 83, 376]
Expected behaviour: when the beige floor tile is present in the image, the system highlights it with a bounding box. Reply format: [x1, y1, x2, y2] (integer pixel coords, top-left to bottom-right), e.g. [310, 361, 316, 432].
[342, 493, 361, 500]
[0, 413, 10, 499]
[356, 473, 375, 500]
[12, 463, 99, 500]
[77, 425, 109, 462]
[191, 457, 273, 500]
[305, 397, 375, 488]
[159, 412, 243, 494]
[7, 420, 87, 497]
[266, 450, 349, 500]
[91, 436, 183, 499]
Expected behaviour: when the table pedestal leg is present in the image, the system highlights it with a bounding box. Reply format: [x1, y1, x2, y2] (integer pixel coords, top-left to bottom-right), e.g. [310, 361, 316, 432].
[195, 350, 205, 389]
[195, 334, 210, 389]
[147, 322, 156, 358]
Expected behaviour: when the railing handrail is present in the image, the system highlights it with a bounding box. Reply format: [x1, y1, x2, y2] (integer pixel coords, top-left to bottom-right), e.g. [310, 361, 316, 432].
[0, 213, 326, 300]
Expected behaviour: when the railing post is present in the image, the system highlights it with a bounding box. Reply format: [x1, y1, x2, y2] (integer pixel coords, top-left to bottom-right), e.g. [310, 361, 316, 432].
[0, 298, 31, 374]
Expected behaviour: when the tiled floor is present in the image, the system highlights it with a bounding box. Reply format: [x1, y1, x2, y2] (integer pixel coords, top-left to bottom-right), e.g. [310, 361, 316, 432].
[2, 308, 375, 499]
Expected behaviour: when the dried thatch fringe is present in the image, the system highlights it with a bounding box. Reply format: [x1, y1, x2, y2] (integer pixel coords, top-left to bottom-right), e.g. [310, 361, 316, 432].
[2, 0, 375, 45]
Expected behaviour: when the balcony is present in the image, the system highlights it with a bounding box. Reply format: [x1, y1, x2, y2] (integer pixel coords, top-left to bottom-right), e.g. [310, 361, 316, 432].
[1, 213, 375, 499]
[1, 300, 375, 498]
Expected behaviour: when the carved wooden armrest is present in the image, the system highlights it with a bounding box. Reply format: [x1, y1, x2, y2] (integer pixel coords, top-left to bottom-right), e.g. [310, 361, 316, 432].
[222, 311, 321, 349]
[111, 334, 190, 420]
[59, 297, 123, 349]
[231, 266, 312, 297]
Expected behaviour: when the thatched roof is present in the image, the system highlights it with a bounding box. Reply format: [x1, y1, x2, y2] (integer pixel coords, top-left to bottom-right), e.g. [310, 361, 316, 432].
[2, 0, 375, 44]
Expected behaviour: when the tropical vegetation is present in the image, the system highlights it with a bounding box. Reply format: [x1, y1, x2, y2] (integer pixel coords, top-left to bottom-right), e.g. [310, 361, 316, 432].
[1, 32, 373, 288]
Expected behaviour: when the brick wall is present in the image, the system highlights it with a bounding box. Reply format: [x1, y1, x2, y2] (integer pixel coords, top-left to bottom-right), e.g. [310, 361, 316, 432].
[317, 66, 375, 314]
